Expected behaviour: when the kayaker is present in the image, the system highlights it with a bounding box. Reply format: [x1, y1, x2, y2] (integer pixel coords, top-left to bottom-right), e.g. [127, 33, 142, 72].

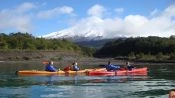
[72, 62, 80, 71]
[45, 61, 57, 72]
[126, 62, 135, 71]
[105, 61, 120, 71]
[63, 65, 72, 71]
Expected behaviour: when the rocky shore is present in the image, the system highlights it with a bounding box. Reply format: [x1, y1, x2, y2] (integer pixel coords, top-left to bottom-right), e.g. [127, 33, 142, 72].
[0, 50, 174, 69]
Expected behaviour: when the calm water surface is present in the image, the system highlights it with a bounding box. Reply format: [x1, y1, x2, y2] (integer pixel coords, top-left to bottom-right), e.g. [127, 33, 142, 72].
[0, 61, 175, 98]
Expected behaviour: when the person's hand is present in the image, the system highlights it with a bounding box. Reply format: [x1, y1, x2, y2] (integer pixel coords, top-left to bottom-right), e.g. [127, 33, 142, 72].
[169, 91, 175, 98]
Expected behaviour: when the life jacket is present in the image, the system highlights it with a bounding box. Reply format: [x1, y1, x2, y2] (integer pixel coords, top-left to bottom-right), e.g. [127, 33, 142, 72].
[45, 64, 57, 72]
[127, 65, 134, 71]
[106, 64, 120, 71]
[72, 65, 80, 71]
[64, 66, 71, 71]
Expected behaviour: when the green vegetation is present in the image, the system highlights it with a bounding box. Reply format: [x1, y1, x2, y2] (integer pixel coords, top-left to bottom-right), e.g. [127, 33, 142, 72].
[95, 36, 175, 61]
[1, 32, 175, 62]
[0, 32, 94, 56]
[79, 46, 96, 56]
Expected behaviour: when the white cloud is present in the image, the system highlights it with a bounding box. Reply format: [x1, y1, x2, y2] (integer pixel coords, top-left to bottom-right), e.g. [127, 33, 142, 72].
[87, 4, 106, 17]
[16, 2, 37, 13]
[53, 4, 175, 38]
[37, 6, 74, 19]
[163, 3, 175, 17]
[0, 2, 35, 33]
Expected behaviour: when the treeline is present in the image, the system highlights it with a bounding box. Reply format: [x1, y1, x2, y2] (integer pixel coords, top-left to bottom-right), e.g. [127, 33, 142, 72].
[95, 36, 175, 60]
[0, 32, 95, 56]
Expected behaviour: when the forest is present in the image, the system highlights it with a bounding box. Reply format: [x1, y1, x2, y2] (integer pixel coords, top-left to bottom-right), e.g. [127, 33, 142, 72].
[1, 32, 175, 61]
[0, 32, 95, 56]
[95, 36, 175, 61]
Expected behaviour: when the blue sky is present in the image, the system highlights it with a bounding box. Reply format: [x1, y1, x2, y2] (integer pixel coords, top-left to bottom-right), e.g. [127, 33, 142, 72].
[0, 0, 175, 37]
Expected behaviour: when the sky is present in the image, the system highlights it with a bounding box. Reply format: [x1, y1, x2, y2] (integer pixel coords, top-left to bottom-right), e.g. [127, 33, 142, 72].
[0, 0, 175, 37]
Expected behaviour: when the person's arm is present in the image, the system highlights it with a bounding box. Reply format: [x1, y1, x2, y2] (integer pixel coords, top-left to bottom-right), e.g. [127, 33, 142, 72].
[73, 65, 80, 71]
[51, 66, 57, 71]
[47, 65, 57, 72]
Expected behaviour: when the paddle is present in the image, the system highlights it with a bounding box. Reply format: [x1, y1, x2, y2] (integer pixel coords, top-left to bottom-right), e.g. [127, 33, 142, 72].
[42, 61, 49, 65]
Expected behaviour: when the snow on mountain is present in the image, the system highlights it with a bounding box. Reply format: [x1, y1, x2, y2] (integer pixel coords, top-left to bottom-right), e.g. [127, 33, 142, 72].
[42, 26, 105, 41]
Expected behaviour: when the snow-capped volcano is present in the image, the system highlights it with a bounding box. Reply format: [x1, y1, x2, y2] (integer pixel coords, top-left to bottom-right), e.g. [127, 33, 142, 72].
[41, 17, 107, 41]
[42, 28, 104, 41]
[43, 28, 103, 39]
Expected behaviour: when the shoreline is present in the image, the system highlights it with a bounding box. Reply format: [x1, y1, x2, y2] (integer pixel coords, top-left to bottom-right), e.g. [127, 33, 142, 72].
[0, 50, 174, 67]
[1, 58, 175, 66]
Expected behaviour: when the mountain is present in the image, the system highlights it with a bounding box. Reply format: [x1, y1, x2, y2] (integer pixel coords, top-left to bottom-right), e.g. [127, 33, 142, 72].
[41, 25, 123, 48]
[41, 27, 108, 42]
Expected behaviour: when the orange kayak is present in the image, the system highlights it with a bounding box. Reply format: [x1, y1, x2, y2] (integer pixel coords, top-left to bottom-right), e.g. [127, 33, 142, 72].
[17, 70, 65, 76]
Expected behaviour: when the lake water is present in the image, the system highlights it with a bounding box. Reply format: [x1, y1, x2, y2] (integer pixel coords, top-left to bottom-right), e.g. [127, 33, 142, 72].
[0, 61, 175, 98]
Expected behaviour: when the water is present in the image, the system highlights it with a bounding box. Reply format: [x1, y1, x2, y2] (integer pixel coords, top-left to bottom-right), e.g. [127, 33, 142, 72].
[0, 61, 175, 98]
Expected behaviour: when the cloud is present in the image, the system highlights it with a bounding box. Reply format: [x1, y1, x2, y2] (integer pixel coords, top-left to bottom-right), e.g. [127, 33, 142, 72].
[87, 4, 106, 17]
[0, 2, 35, 33]
[55, 4, 175, 38]
[16, 2, 37, 13]
[37, 6, 74, 19]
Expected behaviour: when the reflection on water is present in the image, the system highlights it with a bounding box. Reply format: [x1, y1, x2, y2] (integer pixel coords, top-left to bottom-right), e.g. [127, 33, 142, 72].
[0, 61, 175, 98]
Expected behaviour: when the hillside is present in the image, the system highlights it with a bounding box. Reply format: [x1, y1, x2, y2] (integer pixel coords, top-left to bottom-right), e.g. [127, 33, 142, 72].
[94, 36, 175, 61]
[0, 32, 95, 57]
[76, 38, 117, 49]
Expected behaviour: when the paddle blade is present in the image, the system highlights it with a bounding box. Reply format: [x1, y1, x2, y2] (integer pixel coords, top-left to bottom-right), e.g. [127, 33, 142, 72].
[42, 61, 49, 65]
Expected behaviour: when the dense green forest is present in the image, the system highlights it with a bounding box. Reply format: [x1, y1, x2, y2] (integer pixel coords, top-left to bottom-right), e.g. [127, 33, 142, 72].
[0, 32, 95, 56]
[1, 32, 175, 61]
[95, 36, 175, 60]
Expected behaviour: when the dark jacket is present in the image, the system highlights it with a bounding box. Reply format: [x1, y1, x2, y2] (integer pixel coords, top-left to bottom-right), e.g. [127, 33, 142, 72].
[106, 64, 120, 71]
[45, 64, 57, 72]
[72, 65, 80, 71]
[127, 65, 134, 71]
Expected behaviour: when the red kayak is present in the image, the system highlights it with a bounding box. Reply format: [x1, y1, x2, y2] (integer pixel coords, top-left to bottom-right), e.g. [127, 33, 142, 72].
[88, 67, 148, 76]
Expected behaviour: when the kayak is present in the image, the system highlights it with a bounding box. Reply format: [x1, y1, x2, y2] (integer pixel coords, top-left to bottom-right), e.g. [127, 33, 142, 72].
[17, 70, 65, 76]
[88, 67, 148, 76]
[16, 68, 147, 76]
[64, 69, 90, 76]
[64, 68, 106, 76]
[116, 67, 147, 76]
[16, 68, 106, 76]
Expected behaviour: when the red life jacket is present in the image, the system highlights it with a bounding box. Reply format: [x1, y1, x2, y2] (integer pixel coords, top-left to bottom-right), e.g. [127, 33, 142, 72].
[64, 66, 71, 71]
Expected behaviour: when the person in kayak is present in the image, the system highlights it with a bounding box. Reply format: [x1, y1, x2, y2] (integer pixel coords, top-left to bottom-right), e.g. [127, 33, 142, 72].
[63, 65, 71, 71]
[126, 62, 135, 71]
[72, 62, 80, 71]
[45, 61, 57, 72]
[105, 61, 120, 71]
